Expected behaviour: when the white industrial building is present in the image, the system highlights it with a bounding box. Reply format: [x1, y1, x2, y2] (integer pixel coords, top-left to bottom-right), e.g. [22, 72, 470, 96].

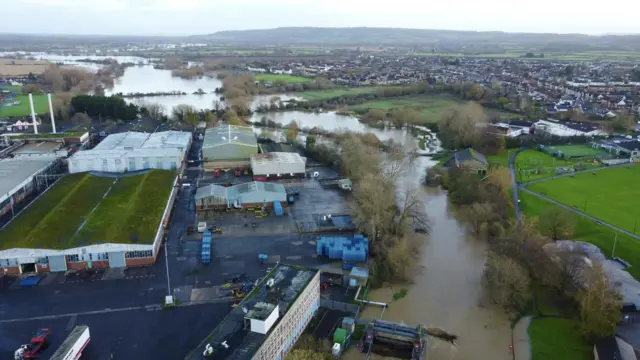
[68, 131, 192, 173]
[250, 152, 306, 178]
[188, 264, 320, 360]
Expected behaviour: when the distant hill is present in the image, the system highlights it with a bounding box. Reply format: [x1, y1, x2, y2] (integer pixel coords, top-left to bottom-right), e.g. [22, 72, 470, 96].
[190, 27, 640, 50]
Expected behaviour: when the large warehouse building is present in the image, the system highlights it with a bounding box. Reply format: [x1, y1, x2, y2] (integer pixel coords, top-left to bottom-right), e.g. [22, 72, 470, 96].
[188, 264, 320, 360]
[202, 125, 258, 171]
[68, 131, 192, 173]
[0, 155, 64, 218]
[195, 181, 286, 210]
[250, 152, 306, 179]
[0, 170, 179, 275]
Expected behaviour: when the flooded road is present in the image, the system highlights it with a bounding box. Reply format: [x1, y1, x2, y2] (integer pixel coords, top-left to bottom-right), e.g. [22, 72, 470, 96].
[345, 157, 512, 360]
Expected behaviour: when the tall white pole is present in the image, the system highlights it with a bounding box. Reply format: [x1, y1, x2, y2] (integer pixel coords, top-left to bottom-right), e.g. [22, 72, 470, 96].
[48, 93, 56, 134]
[28, 93, 38, 134]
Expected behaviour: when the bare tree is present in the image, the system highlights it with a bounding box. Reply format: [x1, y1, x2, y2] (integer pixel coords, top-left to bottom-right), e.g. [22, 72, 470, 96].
[144, 102, 165, 121]
[395, 189, 429, 235]
[460, 202, 495, 237]
[539, 207, 576, 240]
[437, 102, 486, 150]
[483, 252, 532, 313]
[71, 112, 91, 126]
[577, 264, 623, 339]
[285, 120, 299, 143]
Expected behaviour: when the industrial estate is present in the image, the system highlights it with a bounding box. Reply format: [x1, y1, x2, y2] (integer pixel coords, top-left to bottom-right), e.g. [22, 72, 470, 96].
[1, 24, 640, 360]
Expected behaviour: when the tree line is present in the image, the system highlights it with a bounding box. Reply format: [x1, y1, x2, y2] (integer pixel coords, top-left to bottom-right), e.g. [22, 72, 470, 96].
[426, 104, 622, 341]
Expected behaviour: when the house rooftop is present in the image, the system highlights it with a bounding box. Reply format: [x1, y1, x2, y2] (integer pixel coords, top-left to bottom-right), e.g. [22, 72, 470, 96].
[186, 264, 318, 360]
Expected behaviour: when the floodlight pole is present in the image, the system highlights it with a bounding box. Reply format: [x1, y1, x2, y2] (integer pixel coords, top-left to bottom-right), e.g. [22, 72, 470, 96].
[164, 241, 171, 296]
[612, 232, 618, 258]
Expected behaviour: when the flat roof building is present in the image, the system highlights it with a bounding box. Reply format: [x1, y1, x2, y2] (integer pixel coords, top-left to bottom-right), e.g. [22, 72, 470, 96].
[202, 125, 258, 168]
[0, 155, 63, 218]
[195, 181, 286, 210]
[250, 152, 306, 178]
[68, 131, 192, 174]
[187, 264, 320, 360]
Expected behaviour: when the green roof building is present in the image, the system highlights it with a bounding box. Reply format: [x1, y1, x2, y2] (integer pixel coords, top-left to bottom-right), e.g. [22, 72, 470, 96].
[202, 125, 258, 163]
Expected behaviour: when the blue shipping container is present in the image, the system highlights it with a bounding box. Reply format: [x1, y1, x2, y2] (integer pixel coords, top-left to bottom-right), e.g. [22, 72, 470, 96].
[19, 276, 41, 287]
[274, 201, 283, 217]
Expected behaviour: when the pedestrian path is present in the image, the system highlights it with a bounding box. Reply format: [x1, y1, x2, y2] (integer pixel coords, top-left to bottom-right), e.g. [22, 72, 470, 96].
[513, 316, 532, 360]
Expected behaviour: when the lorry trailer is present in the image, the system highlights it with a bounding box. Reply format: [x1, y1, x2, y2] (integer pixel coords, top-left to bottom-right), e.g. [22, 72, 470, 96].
[49, 325, 90, 360]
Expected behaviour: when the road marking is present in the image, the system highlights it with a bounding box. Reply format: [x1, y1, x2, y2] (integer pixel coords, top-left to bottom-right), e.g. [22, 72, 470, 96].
[0, 297, 237, 323]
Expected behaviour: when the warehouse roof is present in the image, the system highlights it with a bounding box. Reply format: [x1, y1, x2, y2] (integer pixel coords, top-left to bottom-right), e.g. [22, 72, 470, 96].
[195, 181, 286, 201]
[250, 152, 305, 167]
[93, 131, 191, 151]
[70, 147, 183, 159]
[202, 125, 257, 149]
[0, 156, 60, 204]
[186, 264, 318, 360]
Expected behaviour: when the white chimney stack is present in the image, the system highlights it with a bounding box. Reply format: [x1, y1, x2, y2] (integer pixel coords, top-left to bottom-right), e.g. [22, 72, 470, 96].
[28, 93, 38, 134]
[48, 93, 56, 133]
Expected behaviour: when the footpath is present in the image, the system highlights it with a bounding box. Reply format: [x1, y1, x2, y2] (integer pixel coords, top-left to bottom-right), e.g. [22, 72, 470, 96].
[512, 316, 532, 360]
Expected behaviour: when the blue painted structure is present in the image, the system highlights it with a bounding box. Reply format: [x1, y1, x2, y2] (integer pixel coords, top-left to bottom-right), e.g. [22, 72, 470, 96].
[19, 276, 41, 287]
[202, 231, 212, 264]
[273, 200, 283, 216]
[316, 235, 368, 265]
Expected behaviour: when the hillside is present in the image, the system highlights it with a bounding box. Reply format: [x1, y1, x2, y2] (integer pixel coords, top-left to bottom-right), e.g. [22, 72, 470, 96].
[190, 27, 640, 50]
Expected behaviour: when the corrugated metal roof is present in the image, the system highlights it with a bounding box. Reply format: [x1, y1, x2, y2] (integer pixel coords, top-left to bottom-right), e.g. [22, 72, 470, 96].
[195, 181, 286, 201]
[202, 125, 257, 149]
[93, 131, 191, 151]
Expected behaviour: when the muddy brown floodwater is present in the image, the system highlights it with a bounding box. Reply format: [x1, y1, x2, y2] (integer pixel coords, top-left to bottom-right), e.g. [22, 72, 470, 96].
[344, 157, 512, 360]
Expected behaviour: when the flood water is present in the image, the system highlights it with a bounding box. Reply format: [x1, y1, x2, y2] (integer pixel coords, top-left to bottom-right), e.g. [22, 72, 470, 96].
[14, 54, 510, 359]
[345, 157, 512, 360]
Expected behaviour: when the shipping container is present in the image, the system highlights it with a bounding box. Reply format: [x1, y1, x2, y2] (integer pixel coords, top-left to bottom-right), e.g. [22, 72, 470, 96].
[273, 201, 283, 216]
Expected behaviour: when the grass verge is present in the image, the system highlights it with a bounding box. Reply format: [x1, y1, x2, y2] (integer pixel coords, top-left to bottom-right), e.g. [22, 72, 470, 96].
[528, 318, 591, 360]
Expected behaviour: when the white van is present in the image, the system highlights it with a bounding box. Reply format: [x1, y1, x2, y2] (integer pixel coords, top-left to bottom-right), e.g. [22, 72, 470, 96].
[197, 222, 207, 233]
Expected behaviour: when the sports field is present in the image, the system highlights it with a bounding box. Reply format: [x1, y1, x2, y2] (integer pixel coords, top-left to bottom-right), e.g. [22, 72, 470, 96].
[255, 73, 313, 83]
[519, 191, 640, 281]
[527, 165, 640, 235]
[299, 86, 406, 101]
[0, 170, 176, 250]
[350, 94, 517, 123]
[0, 94, 50, 117]
[514, 149, 604, 182]
[541, 144, 609, 159]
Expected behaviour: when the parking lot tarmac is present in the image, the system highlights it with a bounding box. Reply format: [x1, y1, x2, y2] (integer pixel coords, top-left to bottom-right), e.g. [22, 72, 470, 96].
[0, 302, 230, 360]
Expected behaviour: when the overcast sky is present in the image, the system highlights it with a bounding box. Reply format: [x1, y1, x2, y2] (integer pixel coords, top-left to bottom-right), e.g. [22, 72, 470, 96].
[4, 0, 639, 36]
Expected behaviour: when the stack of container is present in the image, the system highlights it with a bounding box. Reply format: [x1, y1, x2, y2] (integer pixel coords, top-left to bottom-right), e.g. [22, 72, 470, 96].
[273, 201, 283, 217]
[201, 231, 212, 265]
[316, 235, 369, 269]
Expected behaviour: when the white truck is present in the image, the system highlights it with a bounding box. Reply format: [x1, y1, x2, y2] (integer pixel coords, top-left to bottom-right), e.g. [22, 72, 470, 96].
[49, 325, 90, 360]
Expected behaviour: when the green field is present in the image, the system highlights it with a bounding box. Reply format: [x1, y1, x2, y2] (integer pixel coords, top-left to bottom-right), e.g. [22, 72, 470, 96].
[528, 318, 591, 360]
[0, 94, 50, 117]
[350, 94, 517, 123]
[519, 191, 640, 280]
[3, 85, 23, 92]
[514, 149, 604, 182]
[542, 144, 610, 159]
[255, 74, 314, 84]
[527, 165, 640, 234]
[299, 86, 405, 101]
[0, 170, 176, 250]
